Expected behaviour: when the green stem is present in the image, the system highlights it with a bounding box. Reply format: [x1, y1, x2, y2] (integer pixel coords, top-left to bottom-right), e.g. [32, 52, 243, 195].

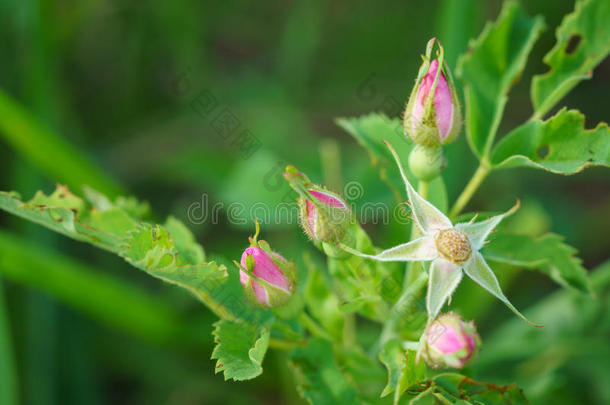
[269, 338, 305, 350]
[448, 162, 491, 219]
[417, 180, 430, 200]
[298, 313, 332, 340]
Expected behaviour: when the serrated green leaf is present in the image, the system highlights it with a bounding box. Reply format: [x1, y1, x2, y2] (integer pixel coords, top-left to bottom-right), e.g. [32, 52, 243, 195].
[456, 1, 545, 158]
[211, 319, 270, 381]
[289, 339, 360, 405]
[335, 346, 387, 404]
[164, 216, 206, 263]
[532, 0, 610, 118]
[0, 186, 269, 324]
[336, 113, 448, 212]
[482, 231, 592, 294]
[490, 108, 609, 173]
[380, 339, 425, 404]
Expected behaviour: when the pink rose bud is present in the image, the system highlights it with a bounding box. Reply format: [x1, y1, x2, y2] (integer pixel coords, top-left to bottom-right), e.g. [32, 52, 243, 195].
[237, 223, 296, 308]
[421, 313, 480, 369]
[297, 187, 351, 244]
[405, 38, 461, 147]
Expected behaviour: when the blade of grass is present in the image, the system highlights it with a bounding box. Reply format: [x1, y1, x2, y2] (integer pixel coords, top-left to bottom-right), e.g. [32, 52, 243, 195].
[0, 280, 18, 405]
[0, 230, 208, 350]
[0, 89, 125, 197]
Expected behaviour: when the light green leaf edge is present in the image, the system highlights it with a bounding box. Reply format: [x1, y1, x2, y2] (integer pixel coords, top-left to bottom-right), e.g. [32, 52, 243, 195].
[456, 1, 545, 158]
[532, 0, 610, 118]
[211, 319, 271, 381]
[491, 108, 609, 174]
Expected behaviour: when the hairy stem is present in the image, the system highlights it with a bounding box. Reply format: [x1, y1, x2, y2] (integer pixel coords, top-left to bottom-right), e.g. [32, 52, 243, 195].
[449, 163, 491, 219]
[298, 313, 332, 340]
[269, 338, 305, 350]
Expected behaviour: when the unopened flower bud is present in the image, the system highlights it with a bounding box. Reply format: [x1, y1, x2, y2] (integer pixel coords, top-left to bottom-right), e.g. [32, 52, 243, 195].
[408, 145, 445, 181]
[405, 38, 461, 147]
[421, 313, 480, 369]
[237, 223, 296, 308]
[298, 187, 351, 244]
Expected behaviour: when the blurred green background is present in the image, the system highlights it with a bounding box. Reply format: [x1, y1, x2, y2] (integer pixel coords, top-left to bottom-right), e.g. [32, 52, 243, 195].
[0, 0, 608, 404]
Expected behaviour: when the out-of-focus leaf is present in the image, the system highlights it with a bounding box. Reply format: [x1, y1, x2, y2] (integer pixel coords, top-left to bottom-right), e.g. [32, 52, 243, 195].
[211, 320, 270, 381]
[289, 338, 360, 405]
[336, 346, 387, 404]
[303, 254, 344, 340]
[379, 339, 425, 403]
[490, 108, 609, 174]
[336, 113, 448, 212]
[531, 0, 610, 118]
[0, 186, 270, 326]
[0, 89, 124, 197]
[0, 281, 18, 405]
[483, 231, 592, 294]
[406, 373, 528, 404]
[475, 261, 610, 403]
[456, 1, 545, 158]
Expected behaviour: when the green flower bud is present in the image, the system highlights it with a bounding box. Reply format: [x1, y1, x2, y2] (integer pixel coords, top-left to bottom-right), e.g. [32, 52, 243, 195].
[408, 145, 445, 181]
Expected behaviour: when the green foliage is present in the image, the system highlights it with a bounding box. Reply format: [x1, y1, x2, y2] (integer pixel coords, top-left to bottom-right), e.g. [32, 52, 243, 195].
[457, 1, 545, 158]
[490, 108, 610, 173]
[289, 339, 360, 405]
[0, 282, 18, 405]
[211, 320, 270, 381]
[531, 0, 610, 118]
[0, 0, 608, 403]
[483, 231, 592, 294]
